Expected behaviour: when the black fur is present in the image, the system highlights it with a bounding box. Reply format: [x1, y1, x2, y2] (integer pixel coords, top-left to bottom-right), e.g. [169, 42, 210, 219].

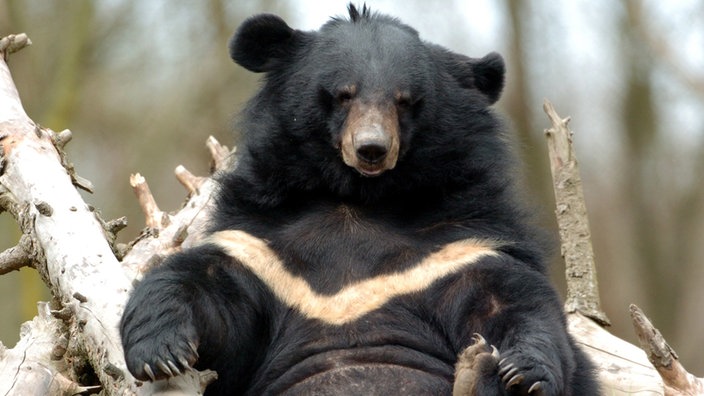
[121, 5, 599, 395]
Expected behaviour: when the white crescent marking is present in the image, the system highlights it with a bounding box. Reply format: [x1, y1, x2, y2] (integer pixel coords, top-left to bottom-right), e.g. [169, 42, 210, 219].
[207, 230, 499, 325]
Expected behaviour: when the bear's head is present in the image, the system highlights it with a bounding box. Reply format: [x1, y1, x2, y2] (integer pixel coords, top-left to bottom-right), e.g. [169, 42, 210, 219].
[228, 4, 506, 201]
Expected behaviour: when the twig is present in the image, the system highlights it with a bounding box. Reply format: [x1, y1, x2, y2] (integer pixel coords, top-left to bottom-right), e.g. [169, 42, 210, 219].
[0, 33, 32, 58]
[130, 173, 169, 229]
[0, 234, 34, 274]
[543, 99, 610, 326]
[175, 165, 204, 195]
[51, 129, 73, 149]
[630, 304, 704, 396]
[206, 135, 231, 171]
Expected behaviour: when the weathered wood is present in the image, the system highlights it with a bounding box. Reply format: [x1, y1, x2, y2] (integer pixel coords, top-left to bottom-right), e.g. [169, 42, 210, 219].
[0, 33, 222, 394]
[543, 99, 610, 326]
[544, 102, 703, 395]
[131, 173, 169, 229]
[0, 33, 141, 395]
[0, 302, 100, 395]
[630, 305, 704, 396]
[568, 312, 664, 395]
[0, 234, 33, 274]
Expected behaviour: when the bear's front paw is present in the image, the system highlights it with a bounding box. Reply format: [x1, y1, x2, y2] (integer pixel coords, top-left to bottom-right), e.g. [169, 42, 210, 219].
[123, 322, 199, 382]
[453, 334, 501, 395]
[498, 352, 560, 396]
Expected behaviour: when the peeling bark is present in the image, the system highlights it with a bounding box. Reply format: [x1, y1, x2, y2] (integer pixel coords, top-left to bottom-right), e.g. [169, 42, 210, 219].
[0, 302, 101, 396]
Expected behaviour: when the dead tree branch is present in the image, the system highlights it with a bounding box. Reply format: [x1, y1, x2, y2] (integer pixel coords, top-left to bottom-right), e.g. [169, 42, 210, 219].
[0, 32, 140, 395]
[0, 302, 101, 395]
[0, 233, 34, 274]
[0, 33, 219, 395]
[544, 100, 703, 395]
[543, 99, 610, 326]
[630, 304, 704, 396]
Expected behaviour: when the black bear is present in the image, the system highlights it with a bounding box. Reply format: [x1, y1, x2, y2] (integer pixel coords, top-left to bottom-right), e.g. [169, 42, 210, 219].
[120, 4, 599, 395]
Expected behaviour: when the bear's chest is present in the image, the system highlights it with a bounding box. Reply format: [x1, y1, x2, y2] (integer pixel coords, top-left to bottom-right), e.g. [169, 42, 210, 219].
[266, 204, 429, 290]
[209, 204, 498, 326]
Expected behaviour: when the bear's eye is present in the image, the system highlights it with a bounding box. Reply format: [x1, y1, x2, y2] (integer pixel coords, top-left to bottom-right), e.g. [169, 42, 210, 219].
[395, 91, 414, 110]
[336, 85, 356, 105]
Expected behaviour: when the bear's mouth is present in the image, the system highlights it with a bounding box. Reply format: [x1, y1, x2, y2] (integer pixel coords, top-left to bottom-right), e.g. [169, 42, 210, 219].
[355, 163, 386, 177]
[342, 137, 398, 177]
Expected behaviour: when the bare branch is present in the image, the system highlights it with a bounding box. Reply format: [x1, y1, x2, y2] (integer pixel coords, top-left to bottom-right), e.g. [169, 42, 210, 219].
[50, 128, 73, 148]
[0, 234, 34, 274]
[175, 165, 205, 195]
[122, 169, 217, 277]
[131, 173, 170, 229]
[206, 135, 231, 171]
[630, 304, 704, 396]
[142, 369, 218, 395]
[567, 311, 665, 394]
[0, 33, 31, 57]
[543, 99, 610, 326]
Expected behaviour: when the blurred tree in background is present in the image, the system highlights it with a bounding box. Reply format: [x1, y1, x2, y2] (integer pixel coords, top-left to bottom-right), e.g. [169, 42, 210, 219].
[1, 0, 703, 376]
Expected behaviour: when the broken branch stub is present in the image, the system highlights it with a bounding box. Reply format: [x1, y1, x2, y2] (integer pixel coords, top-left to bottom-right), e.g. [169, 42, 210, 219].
[630, 304, 704, 396]
[0, 33, 32, 58]
[130, 173, 170, 229]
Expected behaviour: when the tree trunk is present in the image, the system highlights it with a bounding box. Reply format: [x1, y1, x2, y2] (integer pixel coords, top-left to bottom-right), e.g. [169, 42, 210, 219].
[0, 33, 218, 396]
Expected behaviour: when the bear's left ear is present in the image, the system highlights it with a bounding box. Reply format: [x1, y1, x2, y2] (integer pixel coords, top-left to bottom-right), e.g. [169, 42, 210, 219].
[229, 14, 305, 73]
[432, 46, 506, 104]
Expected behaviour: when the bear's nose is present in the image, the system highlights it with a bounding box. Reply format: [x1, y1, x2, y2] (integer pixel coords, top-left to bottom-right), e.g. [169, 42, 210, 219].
[354, 127, 390, 165]
[356, 141, 388, 164]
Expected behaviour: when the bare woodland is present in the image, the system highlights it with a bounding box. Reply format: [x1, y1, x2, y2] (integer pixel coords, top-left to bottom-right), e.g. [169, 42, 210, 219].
[1, 1, 704, 395]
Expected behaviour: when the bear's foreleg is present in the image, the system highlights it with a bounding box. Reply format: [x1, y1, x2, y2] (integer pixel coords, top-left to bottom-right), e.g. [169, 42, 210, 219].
[438, 257, 593, 396]
[120, 244, 269, 384]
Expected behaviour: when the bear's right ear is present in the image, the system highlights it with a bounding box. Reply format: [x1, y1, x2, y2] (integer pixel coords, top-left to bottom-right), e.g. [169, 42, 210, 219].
[229, 14, 302, 73]
[430, 45, 505, 104]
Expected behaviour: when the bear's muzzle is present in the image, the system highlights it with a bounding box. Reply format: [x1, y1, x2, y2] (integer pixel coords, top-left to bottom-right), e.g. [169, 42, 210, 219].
[340, 101, 400, 177]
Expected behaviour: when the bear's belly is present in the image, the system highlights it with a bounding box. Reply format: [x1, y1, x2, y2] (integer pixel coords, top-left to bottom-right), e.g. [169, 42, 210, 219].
[256, 345, 454, 395]
[281, 364, 452, 395]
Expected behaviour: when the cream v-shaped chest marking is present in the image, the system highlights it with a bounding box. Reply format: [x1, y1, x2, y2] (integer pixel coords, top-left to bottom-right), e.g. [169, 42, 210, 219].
[207, 230, 499, 325]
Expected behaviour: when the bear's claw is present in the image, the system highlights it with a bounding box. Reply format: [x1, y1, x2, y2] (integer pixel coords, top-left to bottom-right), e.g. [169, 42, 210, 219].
[143, 363, 156, 382]
[123, 320, 199, 382]
[505, 373, 524, 389]
[497, 353, 556, 395]
[156, 359, 177, 377]
[528, 381, 543, 394]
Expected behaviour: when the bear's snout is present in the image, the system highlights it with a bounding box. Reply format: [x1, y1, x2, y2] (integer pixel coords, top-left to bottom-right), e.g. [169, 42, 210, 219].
[354, 128, 389, 165]
[340, 102, 400, 177]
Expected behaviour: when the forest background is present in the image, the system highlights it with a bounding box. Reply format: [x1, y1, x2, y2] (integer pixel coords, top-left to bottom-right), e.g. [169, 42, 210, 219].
[1, 0, 703, 375]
